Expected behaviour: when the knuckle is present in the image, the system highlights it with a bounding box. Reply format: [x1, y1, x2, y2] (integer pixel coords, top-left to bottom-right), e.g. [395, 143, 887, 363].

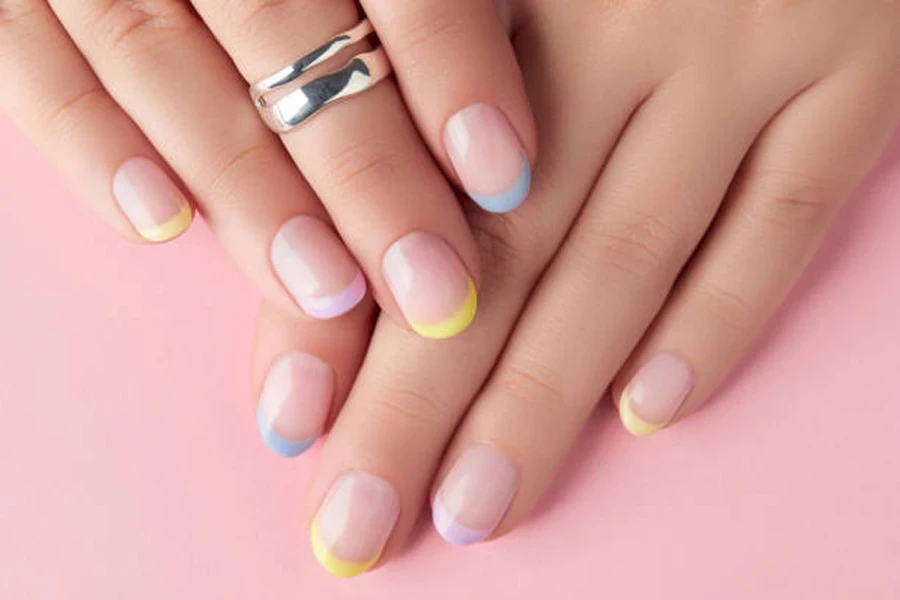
[0, 0, 39, 25]
[43, 87, 112, 137]
[386, 3, 466, 59]
[225, 0, 287, 29]
[204, 138, 275, 200]
[495, 361, 572, 414]
[88, 0, 199, 57]
[743, 169, 839, 229]
[693, 279, 760, 336]
[366, 382, 453, 431]
[327, 142, 403, 198]
[585, 210, 684, 284]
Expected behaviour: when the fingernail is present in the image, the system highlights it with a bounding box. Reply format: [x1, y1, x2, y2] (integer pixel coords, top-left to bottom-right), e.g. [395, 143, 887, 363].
[112, 157, 193, 242]
[310, 471, 400, 578]
[256, 352, 334, 458]
[444, 103, 531, 214]
[271, 216, 367, 320]
[432, 445, 518, 546]
[382, 232, 477, 339]
[619, 352, 695, 437]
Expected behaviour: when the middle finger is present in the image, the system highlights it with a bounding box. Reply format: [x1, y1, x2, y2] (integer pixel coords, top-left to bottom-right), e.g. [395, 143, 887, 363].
[193, 0, 483, 339]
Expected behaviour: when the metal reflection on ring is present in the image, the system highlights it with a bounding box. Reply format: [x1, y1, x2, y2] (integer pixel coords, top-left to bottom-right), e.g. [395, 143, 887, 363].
[250, 19, 392, 133]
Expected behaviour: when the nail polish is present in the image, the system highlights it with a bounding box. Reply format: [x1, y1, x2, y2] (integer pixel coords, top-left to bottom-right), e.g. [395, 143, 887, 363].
[445, 104, 531, 214]
[256, 352, 334, 457]
[432, 445, 518, 546]
[112, 157, 192, 242]
[619, 352, 694, 436]
[310, 471, 400, 578]
[271, 216, 367, 319]
[382, 232, 477, 339]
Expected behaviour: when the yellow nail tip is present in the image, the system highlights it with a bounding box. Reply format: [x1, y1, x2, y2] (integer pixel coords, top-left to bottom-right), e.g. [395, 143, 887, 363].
[618, 392, 664, 437]
[410, 280, 478, 340]
[310, 520, 378, 579]
[137, 204, 193, 243]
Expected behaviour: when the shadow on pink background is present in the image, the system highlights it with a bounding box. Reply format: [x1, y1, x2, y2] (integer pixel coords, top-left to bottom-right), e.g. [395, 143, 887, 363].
[1, 118, 898, 599]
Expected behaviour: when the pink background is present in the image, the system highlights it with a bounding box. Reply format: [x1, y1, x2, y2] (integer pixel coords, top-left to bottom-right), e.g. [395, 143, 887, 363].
[1, 117, 899, 599]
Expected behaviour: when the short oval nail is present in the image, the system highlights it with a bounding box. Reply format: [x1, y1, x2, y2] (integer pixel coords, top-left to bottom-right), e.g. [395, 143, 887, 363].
[432, 445, 519, 546]
[444, 103, 531, 214]
[271, 216, 367, 320]
[310, 471, 400, 578]
[112, 157, 193, 242]
[619, 352, 695, 437]
[256, 352, 334, 457]
[382, 232, 477, 340]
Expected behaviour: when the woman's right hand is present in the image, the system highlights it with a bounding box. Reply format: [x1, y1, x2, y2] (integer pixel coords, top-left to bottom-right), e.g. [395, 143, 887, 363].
[0, 0, 535, 338]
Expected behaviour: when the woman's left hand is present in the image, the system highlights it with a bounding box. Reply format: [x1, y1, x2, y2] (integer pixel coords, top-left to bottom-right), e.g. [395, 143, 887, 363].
[250, 0, 900, 577]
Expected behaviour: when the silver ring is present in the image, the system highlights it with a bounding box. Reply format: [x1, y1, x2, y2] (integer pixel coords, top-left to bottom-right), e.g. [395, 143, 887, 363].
[250, 19, 392, 134]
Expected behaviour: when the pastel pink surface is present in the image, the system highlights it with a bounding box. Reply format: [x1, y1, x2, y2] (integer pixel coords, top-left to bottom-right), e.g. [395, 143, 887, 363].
[1, 116, 899, 599]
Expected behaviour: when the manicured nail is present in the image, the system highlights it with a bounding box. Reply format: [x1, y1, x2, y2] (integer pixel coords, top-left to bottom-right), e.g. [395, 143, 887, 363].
[310, 471, 400, 578]
[256, 352, 334, 458]
[444, 103, 531, 214]
[432, 445, 518, 546]
[619, 352, 695, 437]
[382, 232, 477, 339]
[112, 157, 192, 242]
[271, 216, 367, 319]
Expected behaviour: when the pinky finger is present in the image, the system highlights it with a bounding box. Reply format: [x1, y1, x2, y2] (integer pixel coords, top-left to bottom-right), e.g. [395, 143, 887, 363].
[613, 66, 900, 436]
[0, 2, 192, 243]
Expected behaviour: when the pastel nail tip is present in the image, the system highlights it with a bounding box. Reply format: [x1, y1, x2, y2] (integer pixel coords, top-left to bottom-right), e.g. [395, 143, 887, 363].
[410, 280, 478, 340]
[432, 498, 490, 547]
[310, 520, 379, 578]
[256, 409, 316, 458]
[468, 158, 531, 214]
[137, 204, 193, 243]
[300, 272, 367, 320]
[618, 392, 665, 437]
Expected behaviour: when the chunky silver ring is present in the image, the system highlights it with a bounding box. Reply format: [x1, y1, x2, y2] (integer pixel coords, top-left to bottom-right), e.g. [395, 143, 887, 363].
[250, 19, 392, 134]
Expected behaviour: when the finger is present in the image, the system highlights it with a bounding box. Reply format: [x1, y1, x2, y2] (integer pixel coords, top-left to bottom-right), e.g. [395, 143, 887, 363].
[251, 296, 375, 457]
[0, 1, 192, 242]
[612, 66, 900, 436]
[361, 0, 537, 213]
[48, 0, 366, 320]
[429, 76, 778, 544]
[294, 27, 656, 576]
[195, 1, 483, 339]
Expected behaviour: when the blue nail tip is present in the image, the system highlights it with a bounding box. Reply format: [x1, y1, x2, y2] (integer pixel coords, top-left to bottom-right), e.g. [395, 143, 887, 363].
[256, 409, 316, 458]
[468, 159, 532, 214]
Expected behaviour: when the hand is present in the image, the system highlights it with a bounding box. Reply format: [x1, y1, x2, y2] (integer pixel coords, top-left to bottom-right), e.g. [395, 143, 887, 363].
[0, 0, 536, 338]
[249, 0, 900, 576]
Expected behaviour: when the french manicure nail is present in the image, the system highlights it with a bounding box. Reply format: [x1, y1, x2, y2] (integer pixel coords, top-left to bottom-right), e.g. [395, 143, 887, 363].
[271, 216, 367, 319]
[112, 157, 193, 242]
[444, 103, 531, 214]
[311, 471, 400, 578]
[619, 352, 695, 437]
[432, 445, 519, 546]
[256, 352, 334, 458]
[382, 232, 477, 339]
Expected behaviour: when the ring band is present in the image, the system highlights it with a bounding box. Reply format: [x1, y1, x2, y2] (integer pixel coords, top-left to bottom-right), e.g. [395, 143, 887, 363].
[250, 19, 392, 133]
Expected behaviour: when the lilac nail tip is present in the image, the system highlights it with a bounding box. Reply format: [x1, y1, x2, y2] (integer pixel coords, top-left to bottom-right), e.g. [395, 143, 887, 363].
[256, 408, 316, 458]
[432, 498, 491, 547]
[468, 159, 532, 214]
[300, 272, 367, 320]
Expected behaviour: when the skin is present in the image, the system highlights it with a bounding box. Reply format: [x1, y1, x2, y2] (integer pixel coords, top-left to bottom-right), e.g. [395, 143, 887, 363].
[0, 0, 536, 333]
[251, 0, 900, 575]
[4, 0, 899, 578]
